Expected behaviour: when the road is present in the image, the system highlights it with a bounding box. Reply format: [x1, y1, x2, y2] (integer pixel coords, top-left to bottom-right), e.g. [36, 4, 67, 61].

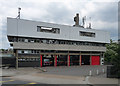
[1, 66, 119, 85]
[1, 77, 118, 86]
[1, 77, 40, 86]
[0, 78, 91, 86]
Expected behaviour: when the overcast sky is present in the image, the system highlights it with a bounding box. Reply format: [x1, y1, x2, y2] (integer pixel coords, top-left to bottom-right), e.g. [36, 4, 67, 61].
[0, 0, 119, 49]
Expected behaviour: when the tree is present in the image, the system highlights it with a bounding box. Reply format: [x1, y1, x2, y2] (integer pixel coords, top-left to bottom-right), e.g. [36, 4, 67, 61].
[105, 39, 120, 78]
[111, 44, 120, 78]
[104, 40, 118, 64]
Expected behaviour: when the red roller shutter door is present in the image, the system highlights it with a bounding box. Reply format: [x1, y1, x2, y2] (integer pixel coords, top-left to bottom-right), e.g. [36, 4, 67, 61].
[91, 56, 100, 65]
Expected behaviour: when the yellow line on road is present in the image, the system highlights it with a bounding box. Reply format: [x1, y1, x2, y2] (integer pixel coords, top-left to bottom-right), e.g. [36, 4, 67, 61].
[0, 80, 15, 84]
[28, 82, 37, 84]
[18, 82, 37, 86]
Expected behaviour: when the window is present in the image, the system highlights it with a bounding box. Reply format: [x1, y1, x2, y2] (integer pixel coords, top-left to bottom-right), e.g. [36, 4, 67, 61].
[13, 37, 17, 42]
[28, 39, 31, 42]
[31, 50, 34, 53]
[21, 50, 24, 53]
[34, 50, 36, 53]
[22, 38, 25, 42]
[10, 43, 13, 46]
[18, 38, 22, 42]
[18, 50, 21, 53]
[42, 40, 47, 43]
[36, 50, 40, 53]
[24, 50, 28, 53]
[37, 26, 60, 34]
[28, 50, 31, 53]
[30, 39, 34, 43]
[80, 31, 95, 37]
[37, 26, 41, 32]
[25, 39, 28, 42]
[36, 39, 40, 43]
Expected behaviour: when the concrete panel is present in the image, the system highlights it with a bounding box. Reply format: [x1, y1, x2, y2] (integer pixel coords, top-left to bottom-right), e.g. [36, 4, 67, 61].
[13, 42, 106, 52]
[7, 17, 110, 43]
[7, 18, 18, 36]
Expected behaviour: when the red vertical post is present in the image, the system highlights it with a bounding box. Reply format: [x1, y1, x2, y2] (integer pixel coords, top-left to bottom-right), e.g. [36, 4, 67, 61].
[69, 55, 70, 66]
[68, 55, 70, 66]
[54, 55, 57, 67]
[80, 55, 82, 66]
[40, 55, 42, 67]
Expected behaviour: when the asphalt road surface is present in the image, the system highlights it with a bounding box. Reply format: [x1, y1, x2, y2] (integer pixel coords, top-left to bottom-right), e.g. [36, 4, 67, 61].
[0, 77, 90, 86]
[1, 77, 40, 86]
[1, 77, 118, 86]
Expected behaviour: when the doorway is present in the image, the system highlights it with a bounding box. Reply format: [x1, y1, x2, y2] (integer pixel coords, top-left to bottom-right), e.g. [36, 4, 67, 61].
[81, 55, 90, 65]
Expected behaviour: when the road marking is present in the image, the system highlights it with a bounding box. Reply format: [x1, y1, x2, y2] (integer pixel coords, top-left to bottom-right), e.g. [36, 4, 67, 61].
[28, 82, 37, 84]
[18, 82, 37, 86]
[0, 80, 15, 84]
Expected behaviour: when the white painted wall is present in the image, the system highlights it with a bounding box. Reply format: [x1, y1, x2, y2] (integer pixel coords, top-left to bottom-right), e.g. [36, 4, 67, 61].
[7, 17, 110, 43]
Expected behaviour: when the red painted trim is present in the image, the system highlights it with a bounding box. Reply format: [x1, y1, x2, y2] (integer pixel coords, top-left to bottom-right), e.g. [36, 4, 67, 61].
[55, 55, 57, 67]
[40, 55, 42, 67]
[68, 55, 70, 66]
[80, 55, 81, 66]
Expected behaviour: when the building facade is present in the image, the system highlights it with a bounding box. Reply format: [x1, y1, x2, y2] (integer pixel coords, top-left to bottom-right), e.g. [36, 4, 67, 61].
[7, 17, 110, 68]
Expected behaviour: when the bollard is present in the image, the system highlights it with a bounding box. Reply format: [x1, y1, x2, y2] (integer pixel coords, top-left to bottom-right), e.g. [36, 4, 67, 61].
[89, 70, 92, 76]
[103, 69, 105, 73]
[97, 70, 99, 75]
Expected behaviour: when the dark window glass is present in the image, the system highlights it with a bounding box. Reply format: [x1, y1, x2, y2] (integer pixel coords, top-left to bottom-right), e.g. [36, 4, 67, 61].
[80, 31, 95, 37]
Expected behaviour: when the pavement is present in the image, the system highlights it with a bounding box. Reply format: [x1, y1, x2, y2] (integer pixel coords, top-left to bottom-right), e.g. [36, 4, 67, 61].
[89, 77, 119, 84]
[11, 73, 86, 84]
[42, 65, 107, 77]
[0, 66, 119, 85]
[1, 67, 43, 77]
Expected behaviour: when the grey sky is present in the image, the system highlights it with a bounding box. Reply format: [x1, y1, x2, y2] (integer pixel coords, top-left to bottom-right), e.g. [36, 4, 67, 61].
[0, 0, 118, 49]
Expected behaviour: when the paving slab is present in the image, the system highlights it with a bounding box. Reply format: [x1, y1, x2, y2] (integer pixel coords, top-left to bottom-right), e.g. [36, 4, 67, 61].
[89, 77, 119, 84]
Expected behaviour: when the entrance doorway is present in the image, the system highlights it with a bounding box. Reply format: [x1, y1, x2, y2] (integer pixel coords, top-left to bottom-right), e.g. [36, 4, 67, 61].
[91, 56, 100, 65]
[81, 55, 90, 65]
[57, 55, 67, 66]
[70, 55, 79, 66]
[42, 55, 54, 67]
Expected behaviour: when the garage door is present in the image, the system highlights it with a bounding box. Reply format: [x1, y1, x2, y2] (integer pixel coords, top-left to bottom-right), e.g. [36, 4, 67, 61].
[91, 56, 100, 65]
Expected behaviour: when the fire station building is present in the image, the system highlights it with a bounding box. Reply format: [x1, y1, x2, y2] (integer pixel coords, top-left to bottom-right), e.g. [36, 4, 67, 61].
[7, 16, 110, 67]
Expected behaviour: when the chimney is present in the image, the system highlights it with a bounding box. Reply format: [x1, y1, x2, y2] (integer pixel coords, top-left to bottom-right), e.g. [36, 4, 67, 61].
[74, 13, 79, 26]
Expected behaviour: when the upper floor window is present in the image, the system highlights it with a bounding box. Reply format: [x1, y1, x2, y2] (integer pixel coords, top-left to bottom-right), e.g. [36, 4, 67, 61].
[37, 26, 60, 34]
[79, 31, 95, 37]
